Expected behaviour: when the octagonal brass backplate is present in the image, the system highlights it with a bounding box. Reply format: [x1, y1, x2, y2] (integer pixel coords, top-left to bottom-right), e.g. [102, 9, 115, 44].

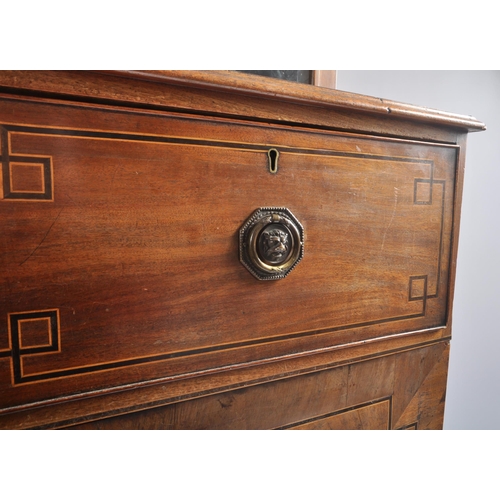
[239, 207, 304, 280]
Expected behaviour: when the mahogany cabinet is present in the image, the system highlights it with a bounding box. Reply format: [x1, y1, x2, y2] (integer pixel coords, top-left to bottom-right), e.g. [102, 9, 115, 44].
[0, 71, 485, 429]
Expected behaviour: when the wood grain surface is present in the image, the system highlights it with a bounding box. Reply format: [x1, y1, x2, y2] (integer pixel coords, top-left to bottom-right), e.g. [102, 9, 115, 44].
[0, 71, 483, 429]
[68, 342, 449, 430]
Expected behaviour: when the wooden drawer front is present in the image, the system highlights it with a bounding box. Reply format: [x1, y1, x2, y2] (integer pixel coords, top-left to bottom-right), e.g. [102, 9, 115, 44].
[0, 98, 457, 412]
[67, 342, 449, 430]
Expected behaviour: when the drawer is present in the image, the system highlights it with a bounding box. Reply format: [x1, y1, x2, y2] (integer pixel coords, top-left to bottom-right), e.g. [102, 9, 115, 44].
[1, 95, 458, 415]
[67, 342, 449, 430]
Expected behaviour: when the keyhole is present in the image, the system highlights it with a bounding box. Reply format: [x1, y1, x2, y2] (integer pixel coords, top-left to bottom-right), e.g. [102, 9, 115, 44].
[268, 148, 279, 174]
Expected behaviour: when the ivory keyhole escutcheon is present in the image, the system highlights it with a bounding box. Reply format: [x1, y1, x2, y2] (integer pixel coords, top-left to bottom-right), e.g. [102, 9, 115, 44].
[268, 148, 279, 174]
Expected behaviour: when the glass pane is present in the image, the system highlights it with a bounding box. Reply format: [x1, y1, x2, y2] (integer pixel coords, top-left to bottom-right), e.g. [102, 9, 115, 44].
[238, 70, 312, 84]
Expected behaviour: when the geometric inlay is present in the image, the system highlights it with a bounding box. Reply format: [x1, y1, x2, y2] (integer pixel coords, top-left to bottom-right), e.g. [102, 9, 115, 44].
[0, 123, 448, 387]
[413, 163, 446, 300]
[18, 317, 52, 348]
[9, 163, 46, 194]
[2, 274, 432, 385]
[409, 275, 428, 302]
[414, 179, 432, 204]
[1, 127, 53, 201]
[413, 163, 445, 207]
[8, 309, 60, 383]
[2, 157, 53, 201]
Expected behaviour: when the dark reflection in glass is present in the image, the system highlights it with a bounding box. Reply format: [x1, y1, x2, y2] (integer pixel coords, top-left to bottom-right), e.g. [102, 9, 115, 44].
[238, 70, 312, 84]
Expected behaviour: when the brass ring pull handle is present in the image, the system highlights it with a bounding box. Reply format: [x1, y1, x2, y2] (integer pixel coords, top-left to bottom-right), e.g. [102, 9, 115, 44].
[239, 208, 304, 280]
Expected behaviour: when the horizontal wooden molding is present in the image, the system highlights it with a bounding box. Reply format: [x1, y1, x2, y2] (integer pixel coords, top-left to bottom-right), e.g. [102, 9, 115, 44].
[108, 71, 486, 132]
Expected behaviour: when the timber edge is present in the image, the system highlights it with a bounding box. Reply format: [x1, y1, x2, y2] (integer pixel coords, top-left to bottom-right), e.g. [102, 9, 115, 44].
[110, 71, 487, 132]
[0, 71, 486, 139]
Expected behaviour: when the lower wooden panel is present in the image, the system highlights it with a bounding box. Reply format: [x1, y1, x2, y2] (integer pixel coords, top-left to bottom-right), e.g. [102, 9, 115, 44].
[67, 341, 449, 430]
[287, 399, 391, 430]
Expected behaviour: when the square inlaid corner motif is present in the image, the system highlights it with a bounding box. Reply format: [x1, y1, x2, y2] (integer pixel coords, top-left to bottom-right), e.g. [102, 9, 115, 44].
[2, 157, 53, 201]
[18, 317, 52, 349]
[9, 163, 46, 194]
[414, 179, 432, 204]
[409, 276, 427, 301]
[9, 309, 60, 352]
